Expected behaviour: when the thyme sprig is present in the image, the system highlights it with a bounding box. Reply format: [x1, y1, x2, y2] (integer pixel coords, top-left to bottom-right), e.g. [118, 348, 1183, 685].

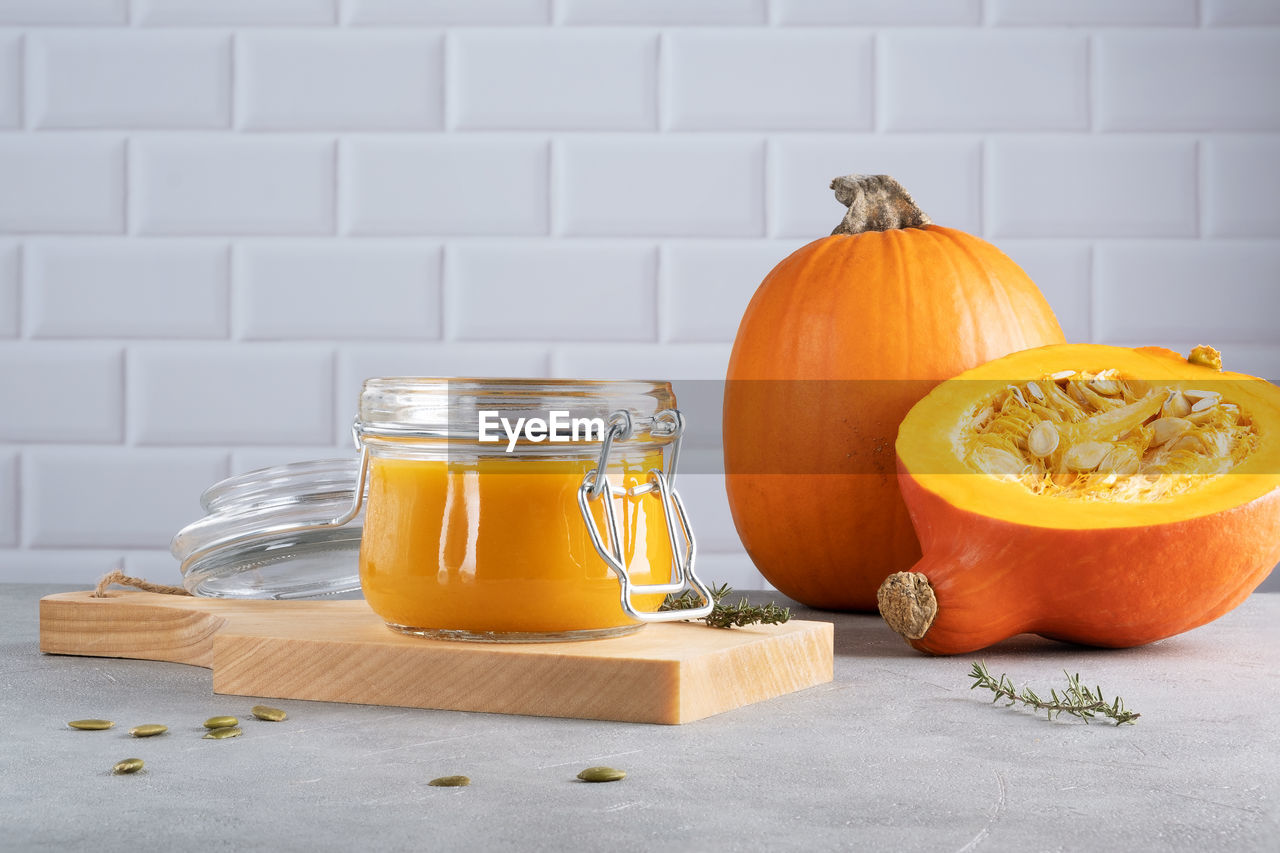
[660, 583, 792, 629]
[968, 662, 1140, 725]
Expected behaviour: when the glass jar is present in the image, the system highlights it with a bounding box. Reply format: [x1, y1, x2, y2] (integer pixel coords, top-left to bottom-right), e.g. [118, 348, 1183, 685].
[354, 378, 712, 641]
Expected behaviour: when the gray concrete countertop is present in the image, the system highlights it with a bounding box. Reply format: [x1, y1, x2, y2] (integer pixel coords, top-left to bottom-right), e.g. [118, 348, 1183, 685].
[2, 583, 1277, 852]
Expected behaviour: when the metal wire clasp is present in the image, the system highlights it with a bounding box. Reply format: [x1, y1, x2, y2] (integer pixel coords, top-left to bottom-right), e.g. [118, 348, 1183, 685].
[576, 408, 714, 622]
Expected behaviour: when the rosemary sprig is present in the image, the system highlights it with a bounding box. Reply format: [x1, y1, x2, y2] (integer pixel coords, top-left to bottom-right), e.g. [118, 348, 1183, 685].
[659, 583, 792, 629]
[968, 661, 1140, 726]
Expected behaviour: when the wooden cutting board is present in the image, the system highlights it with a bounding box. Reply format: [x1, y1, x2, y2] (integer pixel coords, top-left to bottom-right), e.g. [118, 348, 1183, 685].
[39, 591, 833, 725]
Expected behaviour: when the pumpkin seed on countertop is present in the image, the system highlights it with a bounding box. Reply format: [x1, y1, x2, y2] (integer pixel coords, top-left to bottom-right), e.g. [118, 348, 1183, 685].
[577, 766, 626, 783]
[250, 705, 287, 722]
[113, 758, 144, 775]
[203, 726, 242, 740]
[203, 716, 238, 729]
[428, 776, 470, 787]
[129, 724, 168, 738]
[68, 719, 114, 730]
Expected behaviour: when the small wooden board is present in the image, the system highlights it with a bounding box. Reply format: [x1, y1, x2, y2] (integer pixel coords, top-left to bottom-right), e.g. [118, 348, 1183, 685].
[39, 591, 833, 725]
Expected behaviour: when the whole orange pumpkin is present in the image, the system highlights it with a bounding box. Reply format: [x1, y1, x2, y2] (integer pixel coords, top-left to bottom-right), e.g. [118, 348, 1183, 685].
[723, 174, 1065, 611]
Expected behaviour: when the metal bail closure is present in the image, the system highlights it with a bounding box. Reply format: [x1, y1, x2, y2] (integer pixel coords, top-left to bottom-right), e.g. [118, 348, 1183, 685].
[576, 408, 715, 623]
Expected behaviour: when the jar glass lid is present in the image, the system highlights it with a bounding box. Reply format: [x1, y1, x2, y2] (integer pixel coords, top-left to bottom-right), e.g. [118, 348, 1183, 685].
[171, 458, 364, 599]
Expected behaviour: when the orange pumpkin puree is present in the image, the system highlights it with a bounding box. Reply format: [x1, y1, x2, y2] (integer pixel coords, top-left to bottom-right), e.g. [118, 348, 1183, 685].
[359, 453, 671, 635]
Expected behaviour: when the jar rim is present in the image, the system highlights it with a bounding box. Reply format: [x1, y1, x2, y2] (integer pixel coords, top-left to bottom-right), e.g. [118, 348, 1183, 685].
[356, 376, 678, 443]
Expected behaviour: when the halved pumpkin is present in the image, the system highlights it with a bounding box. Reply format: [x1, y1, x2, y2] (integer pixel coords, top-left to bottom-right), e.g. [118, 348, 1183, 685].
[879, 343, 1280, 654]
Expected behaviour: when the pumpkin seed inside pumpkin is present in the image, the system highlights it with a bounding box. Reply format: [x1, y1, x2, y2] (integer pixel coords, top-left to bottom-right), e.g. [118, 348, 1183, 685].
[1027, 421, 1059, 457]
[962, 365, 1258, 502]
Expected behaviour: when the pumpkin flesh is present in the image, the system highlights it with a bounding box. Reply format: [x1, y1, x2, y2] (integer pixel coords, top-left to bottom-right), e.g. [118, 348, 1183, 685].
[886, 344, 1280, 653]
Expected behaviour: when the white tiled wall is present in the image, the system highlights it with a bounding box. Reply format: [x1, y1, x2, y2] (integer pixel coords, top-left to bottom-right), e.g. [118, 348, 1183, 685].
[1, 1, 1278, 592]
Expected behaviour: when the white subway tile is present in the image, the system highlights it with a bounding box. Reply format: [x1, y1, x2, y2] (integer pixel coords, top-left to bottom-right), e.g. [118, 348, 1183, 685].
[552, 343, 731, 380]
[772, 0, 979, 25]
[344, 0, 548, 25]
[559, 0, 765, 25]
[664, 241, 806, 343]
[0, 550, 142, 585]
[995, 241, 1092, 342]
[665, 31, 871, 131]
[0, 242, 16, 337]
[692, 553, 765, 591]
[989, 0, 1197, 25]
[1097, 32, 1280, 131]
[0, 451, 15, 546]
[29, 33, 230, 129]
[0, 34, 18, 129]
[24, 448, 226, 548]
[1205, 0, 1280, 24]
[231, 447, 353, 475]
[882, 32, 1088, 131]
[336, 343, 551, 438]
[987, 138, 1198, 238]
[133, 138, 335, 236]
[122, 549, 190, 585]
[342, 137, 547, 236]
[557, 137, 763, 237]
[236, 242, 441, 340]
[1095, 243, 1280, 344]
[129, 344, 334, 445]
[136, 0, 336, 24]
[25, 241, 228, 339]
[0, 344, 122, 441]
[669, 473, 742, 554]
[338, 345, 550, 397]
[0, 1, 126, 24]
[1205, 138, 1280, 238]
[1213, 345, 1280, 382]
[239, 33, 442, 130]
[0, 137, 123, 234]
[449, 31, 655, 131]
[770, 137, 981, 238]
[450, 243, 657, 342]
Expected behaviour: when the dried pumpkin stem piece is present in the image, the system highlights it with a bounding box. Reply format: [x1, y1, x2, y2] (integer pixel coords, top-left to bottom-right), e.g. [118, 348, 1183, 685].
[877, 572, 937, 641]
[830, 174, 932, 235]
[1188, 345, 1222, 371]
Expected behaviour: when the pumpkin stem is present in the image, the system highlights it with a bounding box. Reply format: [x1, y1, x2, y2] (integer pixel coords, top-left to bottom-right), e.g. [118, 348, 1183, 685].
[877, 571, 937, 641]
[830, 174, 932, 235]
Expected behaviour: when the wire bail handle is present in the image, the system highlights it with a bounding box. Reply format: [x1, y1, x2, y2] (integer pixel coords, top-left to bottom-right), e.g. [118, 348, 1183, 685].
[577, 408, 714, 622]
